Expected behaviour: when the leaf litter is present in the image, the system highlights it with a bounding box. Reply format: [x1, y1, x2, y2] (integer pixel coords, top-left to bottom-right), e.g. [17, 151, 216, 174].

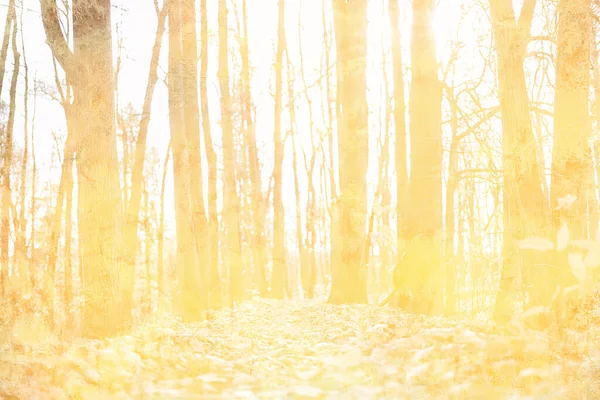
[1, 299, 600, 399]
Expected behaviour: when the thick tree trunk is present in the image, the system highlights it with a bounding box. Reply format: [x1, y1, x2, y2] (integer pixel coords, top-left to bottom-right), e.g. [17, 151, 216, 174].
[549, 0, 592, 323]
[488, 0, 549, 321]
[39, 0, 131, 337]
[329, 0, 369, 304]
[393, 0, 443, 314]
[551, 0, 592, 240]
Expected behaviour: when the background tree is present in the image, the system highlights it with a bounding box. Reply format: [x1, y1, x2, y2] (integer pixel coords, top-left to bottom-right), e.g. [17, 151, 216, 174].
[488, 0, 549, 322]
[40, 0, 130, 337]
[329, 0, 369, 304]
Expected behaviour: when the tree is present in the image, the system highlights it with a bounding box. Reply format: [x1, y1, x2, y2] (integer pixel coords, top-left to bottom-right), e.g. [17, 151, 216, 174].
[167, 0, 204, 321]
[397, 0, 444, 314]
[123, 2, 167, 305]
[551, 0, 593, 241]
[2, 11, 18, 297]
[199, 0, 221, 308]
[548, 0, 593, 324]
[389, 0, 408, 300]
[237, 0, 268, 297]
[40, 0, 130, 337]
[181, 0, 210, 312]
[271, 0, 287, 299]
[329, 0, 369, 304]
[219, 0, 244, 305]
[488, 0, 549, 321]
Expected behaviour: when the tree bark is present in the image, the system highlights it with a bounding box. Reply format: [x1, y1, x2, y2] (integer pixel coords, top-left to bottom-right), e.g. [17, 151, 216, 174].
[181, 0, 209, 311]
[168, 0, 203, 321]
[123, 5, 167, 300]
[551, 0, 592, 239]
[199, 0, 221, 308]
[0, 0, 15, 99]
[488, 0, 549, 321]
[271, 0, 287, 299]
[219, 0, 243, 305]
[1, 18, 18, 296]
[41, 0, 130, 337]
[329, 0, 369, 304]
[549, 0, 592, 323]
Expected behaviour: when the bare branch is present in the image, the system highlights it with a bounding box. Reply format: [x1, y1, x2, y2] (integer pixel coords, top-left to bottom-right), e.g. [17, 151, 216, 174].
[39, 0, 77, 78]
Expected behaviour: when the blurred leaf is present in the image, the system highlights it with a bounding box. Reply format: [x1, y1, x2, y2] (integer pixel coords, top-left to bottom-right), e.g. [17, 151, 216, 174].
[568, 253, 587, 282]
[556, 223, 569, 251]
[519, 237, 554, 251]
[584, 248, 600, 268]
[556, 194, 577, 210]
[292, 385, 322, 397]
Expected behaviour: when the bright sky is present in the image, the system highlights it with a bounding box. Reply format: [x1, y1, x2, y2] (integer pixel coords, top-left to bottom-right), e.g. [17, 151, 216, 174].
[1, 0, 489, 252]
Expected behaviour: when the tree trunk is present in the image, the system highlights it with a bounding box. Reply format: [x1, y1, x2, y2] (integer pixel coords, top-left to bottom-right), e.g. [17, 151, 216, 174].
[199, 0, 221, 308]
[322, 0, 337, 295]
[488, 0, 549, 321]
[0, 0, 15, 99]
[549, 0, 592, 323]
[241, 0, 268, 298]
[16, 28, 29, 287]
[123, 5, 167, 301]
[297, 14, 317, 299]
[42, 0, 131, 337]
[1, 18, 18, 296]
[219, 0, 243, 305]
[181, 0, 209, 311]
[329, 0, 369, 304]
[168, 0, 203, 321]
[271, 0, 287, 299]
[551, 0, 592, 241]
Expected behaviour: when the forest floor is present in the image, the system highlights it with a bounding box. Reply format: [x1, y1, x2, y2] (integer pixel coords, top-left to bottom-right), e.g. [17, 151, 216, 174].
[1, 299, 600, 399]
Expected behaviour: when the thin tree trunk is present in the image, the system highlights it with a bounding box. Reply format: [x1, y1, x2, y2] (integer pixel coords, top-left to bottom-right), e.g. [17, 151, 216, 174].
[63, 145, 74, 331]
[1, 19, 18, 296]
[219, 0, 244, 305]
[29, 78, 38, 291]
[181, 0, 209, 312]
[288, 60, 307, 298]
[389, 0, 408, 276]
[271, 0, 287, 299]
[241, 0, 267, 297]
[199, 0, 221, 308]
[157, 143, 170, 305]
[444, 87, 460, 315]
[16, 11, 29, 286]
[322, 0, 337, 294]
[168, 0, 203, 321]
[123, 5, 167, 288]
[143, 187, 152, 313]
[0, 0, 15, 98]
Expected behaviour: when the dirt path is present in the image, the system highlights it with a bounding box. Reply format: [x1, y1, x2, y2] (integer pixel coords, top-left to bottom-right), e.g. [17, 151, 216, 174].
[0, 299, 598, 399]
